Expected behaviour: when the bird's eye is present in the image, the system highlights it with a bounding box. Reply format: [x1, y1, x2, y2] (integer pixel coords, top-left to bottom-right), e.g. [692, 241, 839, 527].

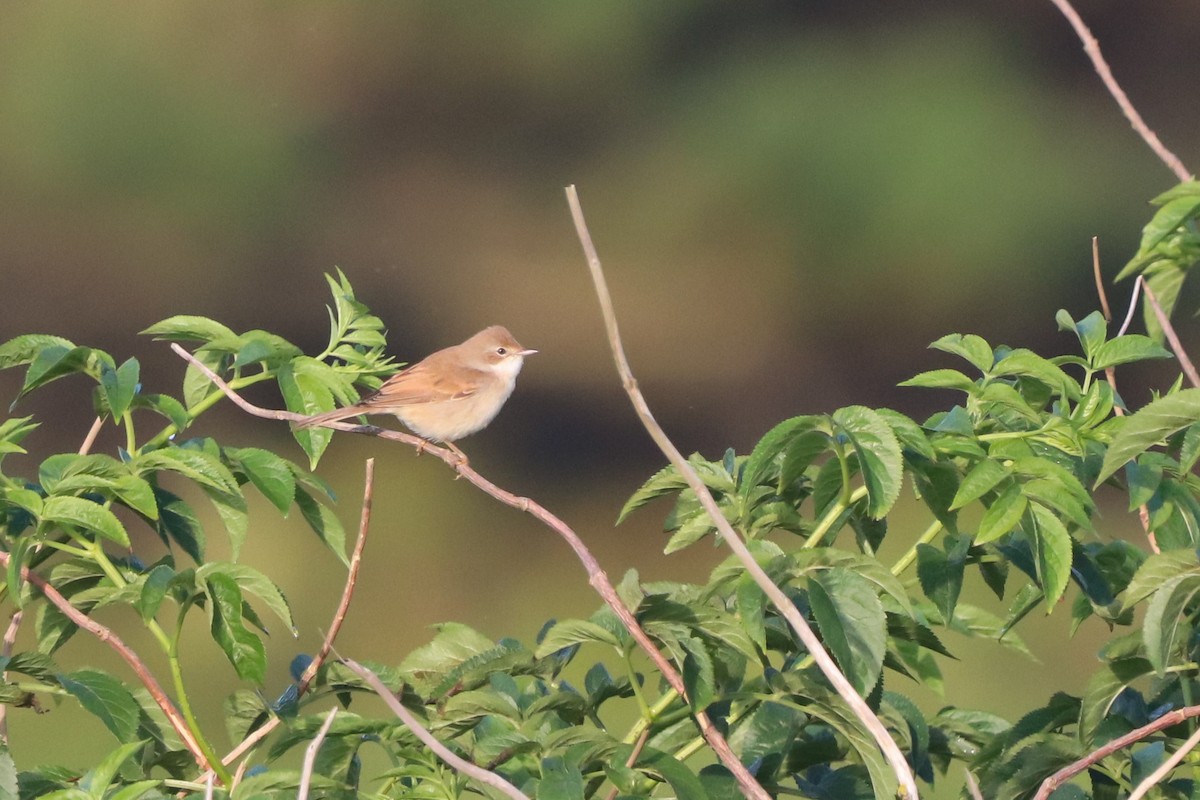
[496, 347, 508, 356]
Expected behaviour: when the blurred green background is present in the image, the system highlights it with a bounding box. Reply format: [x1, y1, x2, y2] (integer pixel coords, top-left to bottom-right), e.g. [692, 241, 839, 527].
[1, 0, 1198, 792]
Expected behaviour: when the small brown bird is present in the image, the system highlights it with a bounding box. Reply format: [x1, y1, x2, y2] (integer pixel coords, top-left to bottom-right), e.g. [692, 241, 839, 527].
[298, 325, 536, 459]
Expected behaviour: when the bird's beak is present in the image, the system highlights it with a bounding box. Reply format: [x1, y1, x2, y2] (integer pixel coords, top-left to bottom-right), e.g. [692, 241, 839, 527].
[519, 348, 538, 356]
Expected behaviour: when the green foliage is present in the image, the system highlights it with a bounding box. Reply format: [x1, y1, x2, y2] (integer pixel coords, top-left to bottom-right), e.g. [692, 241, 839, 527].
[4, 197, 1200, 800]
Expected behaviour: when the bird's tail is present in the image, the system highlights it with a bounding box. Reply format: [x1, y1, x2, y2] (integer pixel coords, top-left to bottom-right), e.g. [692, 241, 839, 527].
[294, 405, 369, 429]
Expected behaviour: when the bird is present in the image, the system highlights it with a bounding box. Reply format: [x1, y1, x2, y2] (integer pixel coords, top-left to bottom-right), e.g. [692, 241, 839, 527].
[297, 325, 536, 461]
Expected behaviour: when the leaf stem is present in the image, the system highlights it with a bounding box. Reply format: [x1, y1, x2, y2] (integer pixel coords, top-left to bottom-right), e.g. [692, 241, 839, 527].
[804, 486, 868, 549]
[141, 372, 273, 452]
[890, 520, 945, 577]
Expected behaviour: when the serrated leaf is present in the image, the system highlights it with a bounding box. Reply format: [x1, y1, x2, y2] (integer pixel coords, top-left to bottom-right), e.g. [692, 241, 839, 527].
[198, 562, 294, 635]
[0, 334, 75, 369]
[680, 635, 715, 711]
[951, 459, 1010, 510]
[19, 346, 97, 399]
[929, 333, 994, 374]
[41, 496, 129, 547]
[1096, 388, 1200, 485]
[204, 573, 266, 683]
[98, 358, 140, 422]
[1143, 573, 1200, 674]
[740, 415, 825, 496]
[58, 669, 139, 742]
[293, 487, 347, 566]
[80, 739, 147, 798]
[833, 406, 902, 519]
[1124, 550, 1199, 610]
[808, 567, 886, 695]
[136, 446, 239, 495]
[898, 369, 978, 392]
[992, 349, 1079, 399]
[140, 316, 238, 344]
[1079, 657, 1154, 746]
[153, 489, 205, 563]
[226, 447, 295, 514]
[1029, 503, 1072, 608]
[182, 347, 226, 410]
[277, 359, 335, 469]
[539, 756, 584, 800]
[916, 541, 967, 622]
[1092, 335, 1172, 370]
[136, 565, 174, 623]
[131, 394, 189, 434]
[534, 620, 622, 657]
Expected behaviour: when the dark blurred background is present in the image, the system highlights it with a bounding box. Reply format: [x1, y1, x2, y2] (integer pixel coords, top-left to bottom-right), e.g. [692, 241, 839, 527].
[2, 0, 1198, 790]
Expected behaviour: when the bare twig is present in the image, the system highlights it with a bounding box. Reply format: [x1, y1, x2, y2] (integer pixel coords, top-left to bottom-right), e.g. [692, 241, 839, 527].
[604, 727, 651, 800]
[565, 185, 918, 799]
[298, 706, 339, 800]
[78, 416, 103, 456]
[170, 344, 761, 798]
[963, 769, 984, 800]
[1048, 0, 1191, 182]
[340, 657, 531, 800]
[0, 610, 22, 744]
[0, 551, 207, 767]
[1091, 237, 1112, 321]
[1034, 704, 1200, 800]
[208, 458, 376, 772]
[1095, 245, 1158, 552]
[1142, 277, 1200, 388]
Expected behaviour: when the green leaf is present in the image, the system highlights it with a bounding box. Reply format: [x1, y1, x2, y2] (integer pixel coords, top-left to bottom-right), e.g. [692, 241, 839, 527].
[277, 359, 337, 469]
[740, 415, 825, 495]
[976, 484, 1028, 544]
[539, 756, 584, 800]
[681, 635, 715, 712]
[197, 563, 294, 635]
[1143, 573, 1200, 674]
[1139, 192, 1200, 251]
[153, 489, 205, 563]
[293, 487, 347, 566]
[929, 333, 994, 374]
[1029, 503, 1073, 608]
[98, 358, 140, 422]
[916, 540, 967, 621]
[1096, 388, 1200, 485]
[833, 406, 903, 519]
[230, 330, 302, 369]
[534, 620, 622, 657]
[0, 334, 75, 369]
[226, 447, 295, 514]
[141, 316, 238, 344]
[40, 496, 129, 547]
[1124, 550, 1199, 609]
[898, 369, 978, 392]
[1079, 657, 1154, 746]
[204, 573, 266, 683]
[1057, 309, 1107, 360]
[808, 567, 886, 695]
[182, 347, 226, 410]
[624, 744, 711, 800]
[1181, 422, 1200, 472]
[58, 669, 139, 742]
[136, 565, 174, 623]
[131, 394, 189, 433]
[1092, 335, 1172, 370]
[951, 458, 1010, 510]
[80, 739, 147, 799]
[992, 349, 1079, 399]
[136, 446, 240, 495]
[618, 463, 686, 524]
[19, 346, 98, 399]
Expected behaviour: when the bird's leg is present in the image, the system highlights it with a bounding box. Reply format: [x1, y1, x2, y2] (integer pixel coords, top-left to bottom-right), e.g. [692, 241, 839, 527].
[443, 441, 469, 468]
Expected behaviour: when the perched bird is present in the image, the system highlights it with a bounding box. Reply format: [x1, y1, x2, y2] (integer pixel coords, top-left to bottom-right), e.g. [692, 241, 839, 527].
[297, 325, 536, 460]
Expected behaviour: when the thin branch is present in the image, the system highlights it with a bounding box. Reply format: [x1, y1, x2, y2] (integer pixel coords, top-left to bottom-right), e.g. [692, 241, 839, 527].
[1142, 277, 1200, 388]
[171, 344, 759, 796]
[1048, 0, 1191, 182]
[298, 706, 339, 800]
[963, 769, 984, 800]
[604, 727, 651, 800]
[78, 416, 103, 456]
[339, 657, 531, 800]
[1034, 704, 1200, 800]
[0, 610, 22, 744]
[0, 551, 208, 768]
[565, 184, 918, 800]
[1094, 245, 1158, 552]
[209, 458, 376, 772]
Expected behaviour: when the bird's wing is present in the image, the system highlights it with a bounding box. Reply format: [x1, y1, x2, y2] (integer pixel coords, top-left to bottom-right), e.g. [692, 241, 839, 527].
[361, 359, 483, 407]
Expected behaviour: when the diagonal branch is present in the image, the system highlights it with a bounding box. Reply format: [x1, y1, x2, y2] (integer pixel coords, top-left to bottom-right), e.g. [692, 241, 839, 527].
[1034, 703, 1200, 800]
[566, 184, 919, 800]
[1049, 0, 1191, 182]
[170, 344, 761, 798]
[0, 551, 208, 768]
[340, 657, 531, 800]
[204, 458, 376, 773]
[1141, 276, 1200, 388]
